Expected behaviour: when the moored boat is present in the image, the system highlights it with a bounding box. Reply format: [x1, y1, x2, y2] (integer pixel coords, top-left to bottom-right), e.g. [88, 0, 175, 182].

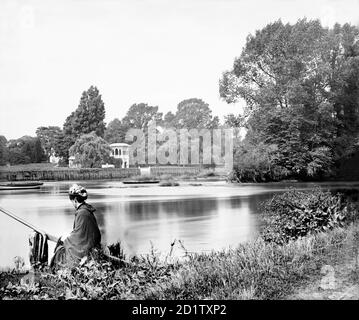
[122, 180, 160, 184]
[0, 181, 43, 190]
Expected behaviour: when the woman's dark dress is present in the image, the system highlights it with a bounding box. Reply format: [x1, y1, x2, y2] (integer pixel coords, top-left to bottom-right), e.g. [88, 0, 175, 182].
[50, 202, 101, 269]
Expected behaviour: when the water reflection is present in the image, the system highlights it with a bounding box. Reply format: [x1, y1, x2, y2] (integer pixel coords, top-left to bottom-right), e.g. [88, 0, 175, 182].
[1, 180, 358, 267]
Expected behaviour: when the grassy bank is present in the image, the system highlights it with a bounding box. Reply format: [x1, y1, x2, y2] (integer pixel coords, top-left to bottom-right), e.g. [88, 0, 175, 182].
[1, 223, 358, 300]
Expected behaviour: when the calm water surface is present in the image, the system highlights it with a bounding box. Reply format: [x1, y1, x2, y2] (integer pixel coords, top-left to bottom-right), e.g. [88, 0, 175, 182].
[1, 180, 358, 267]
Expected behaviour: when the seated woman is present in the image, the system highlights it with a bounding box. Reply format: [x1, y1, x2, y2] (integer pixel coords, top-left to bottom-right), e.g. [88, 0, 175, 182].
[46, 184, 102, 269]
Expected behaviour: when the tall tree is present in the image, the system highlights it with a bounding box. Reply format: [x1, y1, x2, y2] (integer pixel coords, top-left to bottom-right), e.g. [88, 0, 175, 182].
[104, 118, 128, 144]
[163, 111, 176, 128]
[220, 19, 359, 179]
[36, 126, 63, 160]
[62, 86, 107, 162]
[122, 103, 163, 129]
[120, 103, 163, 165]
[328, 23, 359, 158]
[0, 135, 8, 165]
[69, 132, 111, 168]
[173, 98, 214, 129]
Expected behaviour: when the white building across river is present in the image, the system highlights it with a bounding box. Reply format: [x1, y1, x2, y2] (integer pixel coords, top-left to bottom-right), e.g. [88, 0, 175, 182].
[110, 143, 130, 168]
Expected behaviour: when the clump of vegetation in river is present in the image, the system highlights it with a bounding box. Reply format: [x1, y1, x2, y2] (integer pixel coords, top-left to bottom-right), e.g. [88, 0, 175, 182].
[197, 170, 216, 178]
[158, 174, 180, 187]
[261, 188, 358, 245]
[123, 175, 159, 182]
[159, 181, 180, 187]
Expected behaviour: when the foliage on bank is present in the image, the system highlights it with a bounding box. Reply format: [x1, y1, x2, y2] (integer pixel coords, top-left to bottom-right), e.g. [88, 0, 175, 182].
[69, 132, 112, 168]
[0, 135, 46, 166]
[1, 224, 357, 300]
[262, 188, 358, 244]
[223, 20, 359, 182]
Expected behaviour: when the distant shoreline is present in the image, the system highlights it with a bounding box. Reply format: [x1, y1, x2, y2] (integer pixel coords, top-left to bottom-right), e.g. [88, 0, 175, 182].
[0, 164, 226, 182]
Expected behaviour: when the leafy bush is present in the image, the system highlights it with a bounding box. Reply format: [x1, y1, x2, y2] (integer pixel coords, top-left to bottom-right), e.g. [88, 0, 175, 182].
[228, 142, 291, 182]
[0, 245, 178, 300]
[108, 158, 123, 168]
[197, 170, 216, 178]
[262, 187, 350, 244]
[69, 132, 112, 168]
[158, 174, 179, 186]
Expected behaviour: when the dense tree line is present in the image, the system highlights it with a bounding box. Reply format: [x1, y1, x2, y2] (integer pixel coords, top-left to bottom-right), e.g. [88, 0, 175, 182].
[0, 135, 46, 165]
[0, 85, 222, 168]
[104, 98, 220, 144]
[221, 19, 359, 181]
[103, 98, 221, 166]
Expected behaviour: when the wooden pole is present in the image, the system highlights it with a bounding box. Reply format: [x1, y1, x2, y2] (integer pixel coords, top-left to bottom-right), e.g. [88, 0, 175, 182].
[0, 206, 42, 234]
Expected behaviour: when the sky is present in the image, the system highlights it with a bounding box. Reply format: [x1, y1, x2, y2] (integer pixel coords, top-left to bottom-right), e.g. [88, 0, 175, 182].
[0, 0, 359, 139]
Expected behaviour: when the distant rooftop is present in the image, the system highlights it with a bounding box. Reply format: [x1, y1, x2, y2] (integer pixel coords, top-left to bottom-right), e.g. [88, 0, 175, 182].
[110, 143, 130, 147]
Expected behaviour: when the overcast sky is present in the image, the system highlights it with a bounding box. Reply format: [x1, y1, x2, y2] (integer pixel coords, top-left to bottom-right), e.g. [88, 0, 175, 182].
[0, 0, 358, 139]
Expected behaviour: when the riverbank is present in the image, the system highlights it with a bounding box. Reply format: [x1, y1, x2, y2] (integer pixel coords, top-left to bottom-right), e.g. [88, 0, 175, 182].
[1, 222, 358, 300]
[0, 165, 139, 181]
[0, 163, 225, 182]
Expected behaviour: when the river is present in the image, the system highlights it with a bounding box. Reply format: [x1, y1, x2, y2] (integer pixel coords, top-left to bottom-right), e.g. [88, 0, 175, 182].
[0, 180, 358, 267]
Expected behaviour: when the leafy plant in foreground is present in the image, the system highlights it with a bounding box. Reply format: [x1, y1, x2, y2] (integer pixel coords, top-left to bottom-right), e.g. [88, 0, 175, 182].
[262, 187, 350, 244]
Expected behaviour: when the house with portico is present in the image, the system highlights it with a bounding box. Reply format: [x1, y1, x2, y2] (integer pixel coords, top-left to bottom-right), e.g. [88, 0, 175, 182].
[109, 143, 130, 168]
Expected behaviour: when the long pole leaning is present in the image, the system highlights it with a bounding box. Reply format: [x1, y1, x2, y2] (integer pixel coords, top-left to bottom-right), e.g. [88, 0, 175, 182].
[0, 206, 42, 234]
[0, 206, 131, 265]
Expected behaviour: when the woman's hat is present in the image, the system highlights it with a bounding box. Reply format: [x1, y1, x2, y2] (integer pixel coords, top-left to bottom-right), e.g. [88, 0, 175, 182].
[68, 184, 88, 199]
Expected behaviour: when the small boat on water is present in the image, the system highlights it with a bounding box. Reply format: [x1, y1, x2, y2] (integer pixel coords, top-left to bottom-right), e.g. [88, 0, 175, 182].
[0, 181, 43, 190]
[122, 180, 160, 185]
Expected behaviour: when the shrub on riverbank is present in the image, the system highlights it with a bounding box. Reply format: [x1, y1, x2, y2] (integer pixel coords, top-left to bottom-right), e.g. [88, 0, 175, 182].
[262, 187, 357, 245]
[158, 174, 180, 186]
[227, 167, 290, 183]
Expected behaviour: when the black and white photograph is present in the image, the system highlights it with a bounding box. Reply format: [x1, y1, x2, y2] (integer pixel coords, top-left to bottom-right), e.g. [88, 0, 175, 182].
[1, 0, 359, 307]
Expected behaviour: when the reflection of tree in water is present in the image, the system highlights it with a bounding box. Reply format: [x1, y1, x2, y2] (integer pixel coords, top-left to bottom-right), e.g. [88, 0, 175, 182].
[228, 196, 242, 209]
[247, 193, 276, 233]
[119, 198, 219, 254]
[247, 193, 276, 214]
[87, 191, 108, 201]
[227, 192, 279, 234]
[110, 198, 220, 223]
[227, 193, 274, 214]
[42, 184, 62, 195]
[160, 198, 218, 218]
[125, 201, 161, 221]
